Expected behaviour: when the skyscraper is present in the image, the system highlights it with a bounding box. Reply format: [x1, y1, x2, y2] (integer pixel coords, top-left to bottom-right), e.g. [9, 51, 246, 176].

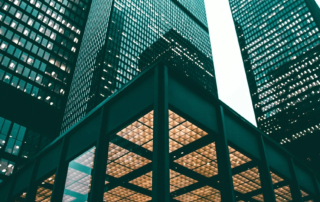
[229, 0, 320, 168]
[0, 0, 91, 179]
[61, 0, 216, 133]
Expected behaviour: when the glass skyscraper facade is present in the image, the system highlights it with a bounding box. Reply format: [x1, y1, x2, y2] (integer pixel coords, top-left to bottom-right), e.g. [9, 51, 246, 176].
[61, 0, 217, 132]
[230, 0, 320, 168]
[0, 0, 90, 179]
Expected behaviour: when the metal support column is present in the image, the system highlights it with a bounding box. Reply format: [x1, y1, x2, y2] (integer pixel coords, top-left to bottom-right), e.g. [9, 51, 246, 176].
[6, 168, 18, 201]
[289, 158, 303, 202]
[25, 159, 40, 202]
[258, 135, 276, 202]
[89, 107, 110, 202]
[215, 106, 236, 202]
[50, 138, 69, 201]
[152, 64, 170, 202]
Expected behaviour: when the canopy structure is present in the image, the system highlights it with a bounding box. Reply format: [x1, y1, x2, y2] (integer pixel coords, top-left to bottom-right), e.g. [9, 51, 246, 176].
[1, 62, 319, 202]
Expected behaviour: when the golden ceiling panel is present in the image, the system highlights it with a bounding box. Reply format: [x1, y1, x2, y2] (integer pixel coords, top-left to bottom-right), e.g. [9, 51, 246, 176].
[170, 169, 180, 179]
[169, 138, 184, 153]
[170, 173, 198, 190]
[108, 143, 130, 162]
[35, 187, 52, 202]
[233, 167, 261, 194]
[126, 193, 152, 202]
[106, 186, 136, 198]
[174, 151, 210, 170]
[117, 123, 153, 146]
[104, 186, 151, 202]
[35, 174, 56, 202]
[192, 198, 212, 202]
[191, 186, 219, 197]
[115, 111, 154, 148]
[169, 121, 207, 145]
[106, 162, 133, 178]
[138, 111, 154, 128]
[229, 146, 252, 168]
[174, 142, 218, 177]
[103, 193, 122, 202]
[170, 185, 180, 193]
[174, 193, 201, 202]
[114, 152, 151, 170]
[107, 141, 151, 178]
[193, 162, 218, 177]
[129, 171, 153, 190]
[301, 190, 309, 197]
[20, 193, 26, 198]
[205, 193, 221, 201]
[44, 174, 55, 185]
[274, 185, 292, 201]
[169, 110, 186, 129]
[141, 140, 153, 151]
[234, 180, 260, 194]
[252, 194, 264, 202]
[270, 171, 284, 184]
[195, 143, 217, 161]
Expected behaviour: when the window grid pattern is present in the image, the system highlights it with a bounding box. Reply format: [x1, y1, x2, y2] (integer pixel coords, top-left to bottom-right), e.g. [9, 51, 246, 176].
[0, 116, 27, 158]
[61, 0, 113, 132]
[61, 0, 215, 133]
[230, 0, 320, 147]
[0, 0, 89, 108]
[177, 0, 208, 26]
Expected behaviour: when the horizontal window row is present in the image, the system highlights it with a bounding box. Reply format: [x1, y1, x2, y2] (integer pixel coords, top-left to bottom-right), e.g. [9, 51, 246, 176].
[0, 32, 70, 81]
[0, 54, 66, 95]
[0, 4, 78, 53]
[0, 68, 61, 108]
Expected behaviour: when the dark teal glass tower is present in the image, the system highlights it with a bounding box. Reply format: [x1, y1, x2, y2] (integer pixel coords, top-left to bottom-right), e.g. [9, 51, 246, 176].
[0, 0, 91, 179]
[230, 0, 320, 168]
[61, 0, 217, 132]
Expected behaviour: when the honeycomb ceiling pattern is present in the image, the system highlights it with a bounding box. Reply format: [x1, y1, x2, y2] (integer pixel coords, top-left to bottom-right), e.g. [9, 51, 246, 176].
[233, 167, 261, 194]
[103, 186, 151, 202]
[35, 174, 55, 202]
[27, 111, 303, 202]
[106, 111, 300, 201]
[106, 143, 151, 178]
[174, 186, 221, 202]
[174, 143, 218, 178]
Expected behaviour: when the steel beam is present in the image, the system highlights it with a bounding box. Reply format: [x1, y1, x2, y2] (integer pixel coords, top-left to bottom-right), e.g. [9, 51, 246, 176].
[258, 135, 276, 202]
[50, 138, 69, 201]
[289, 158, 303, 202]
[216, 106, 236, 202]
[88, 107, 110, 202]
[152, 64, 170, 201]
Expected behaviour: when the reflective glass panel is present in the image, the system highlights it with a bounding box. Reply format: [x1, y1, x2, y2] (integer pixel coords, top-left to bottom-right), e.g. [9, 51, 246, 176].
[62, 146, 96, 201]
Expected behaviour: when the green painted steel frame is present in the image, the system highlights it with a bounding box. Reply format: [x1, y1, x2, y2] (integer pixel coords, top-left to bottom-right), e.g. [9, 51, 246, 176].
[0, 61, 320, 202]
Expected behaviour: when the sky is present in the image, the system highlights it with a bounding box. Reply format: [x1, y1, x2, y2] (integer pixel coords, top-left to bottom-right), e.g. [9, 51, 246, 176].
[204, 0, 257, 126]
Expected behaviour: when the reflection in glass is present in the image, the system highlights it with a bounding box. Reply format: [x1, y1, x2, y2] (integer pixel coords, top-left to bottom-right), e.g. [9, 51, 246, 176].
[0, 158, 15, 176]
[63, 147, 95, 201]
